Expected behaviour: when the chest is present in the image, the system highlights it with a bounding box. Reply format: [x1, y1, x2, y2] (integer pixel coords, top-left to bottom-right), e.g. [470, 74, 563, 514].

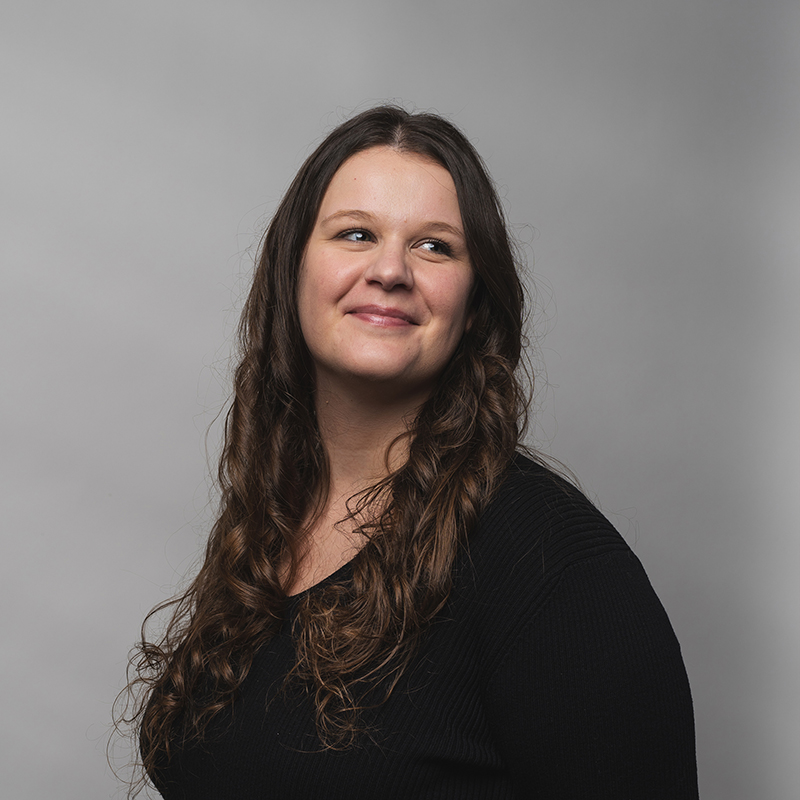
[155, 612, 519, 800]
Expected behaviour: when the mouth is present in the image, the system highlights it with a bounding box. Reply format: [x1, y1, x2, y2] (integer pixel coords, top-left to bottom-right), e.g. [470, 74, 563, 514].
[347, 305, 418, 326]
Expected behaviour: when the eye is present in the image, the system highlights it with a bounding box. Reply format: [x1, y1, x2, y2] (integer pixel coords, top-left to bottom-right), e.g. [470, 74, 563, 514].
[338, 229, 374, 243]
[418, 239, 453, 257]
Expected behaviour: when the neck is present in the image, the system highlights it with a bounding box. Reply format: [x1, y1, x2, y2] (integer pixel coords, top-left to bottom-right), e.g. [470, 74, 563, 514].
[314, 381, 420, 501]
[282, 380, 422, 595]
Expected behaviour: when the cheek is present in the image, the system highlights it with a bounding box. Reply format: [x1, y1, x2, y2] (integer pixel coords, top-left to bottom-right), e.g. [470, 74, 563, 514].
[296, 271, 314, 336]
[439, 272, 475, 331]
[298, 250, 351, 311]
[297, 252, 331, 315]
[296, 253, 351, 357]
[296, 261, 328, 349]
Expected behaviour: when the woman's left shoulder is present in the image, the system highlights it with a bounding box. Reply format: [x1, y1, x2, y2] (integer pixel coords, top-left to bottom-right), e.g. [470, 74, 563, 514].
[455, 451, 686, 692]
[465, 455, 698, 797]
[455, 451, 662, 650]
[472, 451, 632, 574]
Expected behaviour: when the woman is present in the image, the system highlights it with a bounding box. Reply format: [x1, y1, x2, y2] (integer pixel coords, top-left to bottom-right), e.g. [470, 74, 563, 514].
[125, 106, 698, 798]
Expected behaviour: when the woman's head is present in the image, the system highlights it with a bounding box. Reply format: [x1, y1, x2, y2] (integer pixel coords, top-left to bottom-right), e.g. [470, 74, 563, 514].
[298, 145, 477, 403]
[247, 105, 524, 399]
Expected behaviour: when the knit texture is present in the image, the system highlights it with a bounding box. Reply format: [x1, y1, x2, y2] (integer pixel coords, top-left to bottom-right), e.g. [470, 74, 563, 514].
[151, 454, 698, 798]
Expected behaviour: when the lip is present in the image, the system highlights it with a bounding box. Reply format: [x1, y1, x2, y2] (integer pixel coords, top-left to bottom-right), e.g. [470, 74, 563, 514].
[347, 304, 418, 326]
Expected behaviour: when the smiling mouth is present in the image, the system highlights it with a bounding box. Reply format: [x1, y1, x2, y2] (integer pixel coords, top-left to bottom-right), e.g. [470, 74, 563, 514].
[348, 305, 418, 326]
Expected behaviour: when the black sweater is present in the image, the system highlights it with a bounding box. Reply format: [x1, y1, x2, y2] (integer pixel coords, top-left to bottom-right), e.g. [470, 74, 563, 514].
[152, 455, 698, 798]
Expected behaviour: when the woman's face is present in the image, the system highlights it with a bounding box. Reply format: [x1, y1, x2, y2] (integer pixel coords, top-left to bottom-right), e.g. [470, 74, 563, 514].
[298, 146, 475, 404]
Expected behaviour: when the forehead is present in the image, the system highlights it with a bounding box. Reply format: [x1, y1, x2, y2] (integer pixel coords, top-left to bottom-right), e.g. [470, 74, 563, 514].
[318, 146, 462, 226]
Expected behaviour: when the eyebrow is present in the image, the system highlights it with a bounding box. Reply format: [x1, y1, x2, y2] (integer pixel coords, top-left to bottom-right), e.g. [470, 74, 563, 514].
[319, 209, 465, 240]
[319, 209, 377, 226]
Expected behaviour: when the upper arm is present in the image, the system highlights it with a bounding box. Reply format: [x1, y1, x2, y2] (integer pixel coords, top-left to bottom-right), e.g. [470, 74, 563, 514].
[484, 551, 698, 799]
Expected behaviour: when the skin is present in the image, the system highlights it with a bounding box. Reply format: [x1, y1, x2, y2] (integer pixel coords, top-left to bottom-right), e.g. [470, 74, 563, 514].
[288, 146, 475, 593]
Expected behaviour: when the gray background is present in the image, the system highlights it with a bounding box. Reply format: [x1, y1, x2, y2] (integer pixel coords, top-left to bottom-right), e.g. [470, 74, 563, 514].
[2, 1, 798, 797]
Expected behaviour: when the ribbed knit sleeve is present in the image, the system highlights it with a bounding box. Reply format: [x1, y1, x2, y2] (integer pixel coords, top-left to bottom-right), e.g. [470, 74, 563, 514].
[461, 455, 698, 797]
[484, 552, 698, 797]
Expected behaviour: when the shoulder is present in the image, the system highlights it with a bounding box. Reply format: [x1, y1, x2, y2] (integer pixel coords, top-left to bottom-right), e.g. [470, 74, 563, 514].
[471, 451, 631, 577]
[455, 452, 651, 663]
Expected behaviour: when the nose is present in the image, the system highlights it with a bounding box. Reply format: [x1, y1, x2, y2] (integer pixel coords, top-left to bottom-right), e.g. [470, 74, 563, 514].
[363, 241, 414, 291]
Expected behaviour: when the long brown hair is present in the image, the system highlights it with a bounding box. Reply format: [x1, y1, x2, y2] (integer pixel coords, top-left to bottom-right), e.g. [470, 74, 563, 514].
[121, 105, 529, 791]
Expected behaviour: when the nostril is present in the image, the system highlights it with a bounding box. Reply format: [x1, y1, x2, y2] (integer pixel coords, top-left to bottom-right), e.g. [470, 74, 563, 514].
[364, 259, 414, 290]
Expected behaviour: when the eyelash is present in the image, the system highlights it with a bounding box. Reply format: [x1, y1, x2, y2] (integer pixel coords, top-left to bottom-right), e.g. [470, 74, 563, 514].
[337, 229, 454, 257]
[419, 239, 453, 256]
[339, 229, 373, 243]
